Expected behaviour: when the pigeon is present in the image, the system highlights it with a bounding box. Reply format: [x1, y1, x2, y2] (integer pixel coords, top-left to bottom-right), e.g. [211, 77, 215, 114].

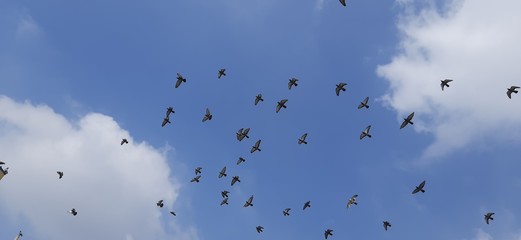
[220, 197, 229, 206]
[237, 157, 246, 165]
[507, 86, 519, 99]
[412, 180, 426, 194]
[283, 208, 291, 216]
[166, 107, 175, 118]
[157, 200, 164, 208]
[358, 97, 369, 109]
[335, 83, 347, 96]
[324, 229, 334, 239]
[400, 112, 415, 129]
[57, 171, 64, 179]
[202, 108, 213, 122]
[221, 190, 230, 198]
[288, 78, 299, 90]
[121, 138, 129, 145]
[195, 167, 202, 175]
[255, 94, 264, 106]
[484, 212, 495, 224]
[303, 201, 311, 210]
[383, 221, 391, 231]
[161, 117, 171, 127]
[236, 128, 251, 141]
[218, 166, 227, 178]
[251, 140, 262, 153]
[276, 99, 288, 113]
[175, 73, 186, 88]
[191, 175, 201, 183]
[69, 208, 77, 216]
[231, 176, 241, 186]
[218, 68, 226, 79]
[298, 133, 308, 144]
[360, 125, 372, 140]
[440, 79, 453, 91]
[256, 226, 264, 233]
[347, 194, 358, 208]
[244, 195, 254, 207]
[170, 211, 176, 216]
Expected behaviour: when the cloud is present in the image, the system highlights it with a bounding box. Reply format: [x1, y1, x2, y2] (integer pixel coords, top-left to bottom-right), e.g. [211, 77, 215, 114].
[315, 0, 326, 11]
[0, 96, 196, 240]
[15, 11, 42, 39]
[472, 229, 493, 240]
[377, 0, 521, 164]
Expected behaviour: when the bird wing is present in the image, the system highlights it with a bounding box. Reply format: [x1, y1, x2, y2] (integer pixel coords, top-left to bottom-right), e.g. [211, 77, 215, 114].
[407, 112, 415, 121]
[175, 79, 182, 88]
[301, 133, 308, 140]
[339, 0, 346, 6]
[243, 128, 250, 135]
[276, 102, 282, 113]
[418, 180, 426, 189]
[206, 108, 211, 115]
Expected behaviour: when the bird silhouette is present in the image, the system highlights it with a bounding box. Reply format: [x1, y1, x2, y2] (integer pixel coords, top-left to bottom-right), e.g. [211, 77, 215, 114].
[69, 208, 77, 216]
[383, 221, 392, 231]
[360, 125, 372, 140]
[175, 73, 186, 88]
[412, 180, 426, 194]
[156, 200, 164, 208]
[220, 197, 229, 206]
[255, 94, 264, 106]
[218, 166, 227, 178]
[221, 190, 230, 198]
[303, 201, 311, 210]
[57, 171, 64, 179]
[400, 112, 415, 129]
[121, 138, 129, 145]
[276, 99, 288, 113]
[298, 133, 308, 144]
[231, 176, 241, 186]
[288, 78, 299, 90]
[256, 226, 264, 233]
[195, 167, 202, 175]
[244, 195, 254, 207]
[440, 79, 453, 91]
[507, 86, 519, 99]
[324, 229, 333, 239]
[191, 175, 201, 183]
[358, 97, 369, 109]
[283, 208, 291, 216]
[218, 68, 226, 79]
[484, 212, 495, 224]
[251, 140, 262, 153]
[202, 108, 213, 122]
[335, 83, 347, 96]
[347, 194, 358, 208]
[237, 157, 246, 165]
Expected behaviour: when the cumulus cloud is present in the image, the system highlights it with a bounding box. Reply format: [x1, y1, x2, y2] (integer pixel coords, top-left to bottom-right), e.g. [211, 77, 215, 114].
[377, 0, 521, 163]
[0, 96, 195, 240]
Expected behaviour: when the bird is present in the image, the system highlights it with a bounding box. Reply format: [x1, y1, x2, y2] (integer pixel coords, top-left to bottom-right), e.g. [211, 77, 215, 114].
[166, 107, 175, 118]
[195, 167, 202, 175]
[256, 226, 264, 233]
[412, 180, 426, 194]
[335, 83, 347, 96]
[303, 201, 311, 210]
[298, 133, 308, 144]
[69, 208, 77, 216]
[283, 208, 291, 216]
[244, 195, 254, 207]
[276, 99, 288, 113]
[251, 140, 261, 153]
[324, 229, 334, 239]
[360, 125, 372, 140]
[191, 175, 201, 183]
[507, 86, 519, 99]
[440, 79, 453, 91]
[218, 166, 227, 178]
[57, 171, 64, 179]
[218, 68, 226, 79]
[383, 221, 392, 231]
[220, 197, 229, 206]
[156, 200, 164, 208]
[16, 230, 23, 239]
[221, 190, 230, 198]
[358, 97, 369, 109]
[288, 78, 299, 90]
[121, 138, 129, 145]
[161, 117, 171, 127]
[202, 108, 213, 122]
[175, 73, 186, 88]
[400, 112, 415, 129]
[484, 212, 495, 224]
[231, 176, 241, 186]
[236, 128, 251, 141]
[347, 194, 358, 208]
[237, 157, 246, 165]
[255, 94, 264, 106]
[170, 211, 176, 216]
[0, 161, 4, 165]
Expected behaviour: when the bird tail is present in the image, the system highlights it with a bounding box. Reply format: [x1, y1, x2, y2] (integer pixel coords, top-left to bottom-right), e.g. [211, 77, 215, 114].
[514, 90, 519, 93]
[490, 217, 494, 220]
[283, 106, 287, 108]
[367, 134, 372, 138]
[410, 122, 414, 125]
[421, 189, 425, 193]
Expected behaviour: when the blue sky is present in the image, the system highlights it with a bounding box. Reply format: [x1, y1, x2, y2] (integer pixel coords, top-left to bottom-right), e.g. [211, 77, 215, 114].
[1, 0, 521, 239]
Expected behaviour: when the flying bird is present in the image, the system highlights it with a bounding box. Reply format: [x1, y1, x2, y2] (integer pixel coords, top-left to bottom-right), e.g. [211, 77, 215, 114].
[335, 83, 347, 96]
[360, 125, 372, 140]
[276, 99, 288, 113]
[16, 231, 23, 239]
[358, 97, 369, 109]
[218, 68, 226, 79]
[298, 133, 308, 144]
[236, 128, 251, 141]
[347, 194, 358, 208]
[161, 117, 171, 127]
[69, 208, 77, 216]
[202, 108, 213, 122]
[303, 201, 311, 210]
[507, 86, 519, 99]
[231, 176, 241, 186]
[400, 112, 415, 129]
[383, 221, 392, 231]
[191, 175, 201, 183]
[218, 166, 227, 178]
[157, 200, 164, 208]
[220, 197, 229, 206]
[57, 171, 64, 179]
[412, 180, 426, 194]
[484, 212, 494, 224]
[256, 226, 264, 233]
[175, 73, 186, 88]
[237, 157, 246, 165]
[244, 195, 254, 207]
[255, 94, 264, 106]
[221, 190, 230, 198]
[288, 78, 299, 90]
[121, 138, 129, 145]
[251, 140, 262, 153]
[166, 107, 175, 118]
[324, 229, 333, 239]
[170, 211, 176, 216]
[440, 79, 453, 91]
[283, 208, 291, 216]
[195, 167, 202, 175]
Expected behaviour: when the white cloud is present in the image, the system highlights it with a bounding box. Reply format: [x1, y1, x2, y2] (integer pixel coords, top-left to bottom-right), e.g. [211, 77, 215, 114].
[0, 96, 196, 240]
[15, 11, 42, 39]
[472, 229, 493, 240]
[377, 0, 521, 163]
[315, 0, 326, 11]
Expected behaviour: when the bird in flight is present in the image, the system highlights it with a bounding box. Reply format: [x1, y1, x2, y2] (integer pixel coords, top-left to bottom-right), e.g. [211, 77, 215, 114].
[256, 225, 264, 233]
[400, 112, 415, 129]
[336, 83, 347, 96]
[221, 190, 230, 198]
[220, 197, 229, 206]
[507, 86, 519, 99]
[276, 99, 288, 113]
[440, 79, 453, 91]
[283, 208, 291, 216]
[218, 166, 227, 178]
[347, 194, 358, 208]
[195, 167, 202, 175]
[360, 125, 372, 140]
[484, 212, 495, 224]
[236, 128, 250, 141]
[324, 229, 334, 239]
[298, 133, 308, 144]
[166, 107, 175, 118]
[412, 180, 426, 194]
[303, 201, 311, 210]
[255, 94, 264, 106]
[288, 78, 299, 90]
[121, 138, 129, 145]
[383, 221, 392, 231]
[218, 68, 226, 79]
[175, 73, 186, 88]
[244, 195, 254, 207]
[231, 176, 241, 186]
[69, 208, 78, 216]
[170, 211, 176, 216]
[251, 140, 262, 153]
[161, 117, 171, 127]
[191, 175, 201, 183]
[157, 200, 164, 208]
[237, 157, 246, 165]
[202, 108, 213, 122]
[16, 231, 23, 239]
[358, 97, 369, 109]
[57, 171, 64, 179]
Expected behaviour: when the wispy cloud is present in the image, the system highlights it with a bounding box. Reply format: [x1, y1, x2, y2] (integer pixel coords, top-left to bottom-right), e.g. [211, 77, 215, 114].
[315, 0, 326, 11]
